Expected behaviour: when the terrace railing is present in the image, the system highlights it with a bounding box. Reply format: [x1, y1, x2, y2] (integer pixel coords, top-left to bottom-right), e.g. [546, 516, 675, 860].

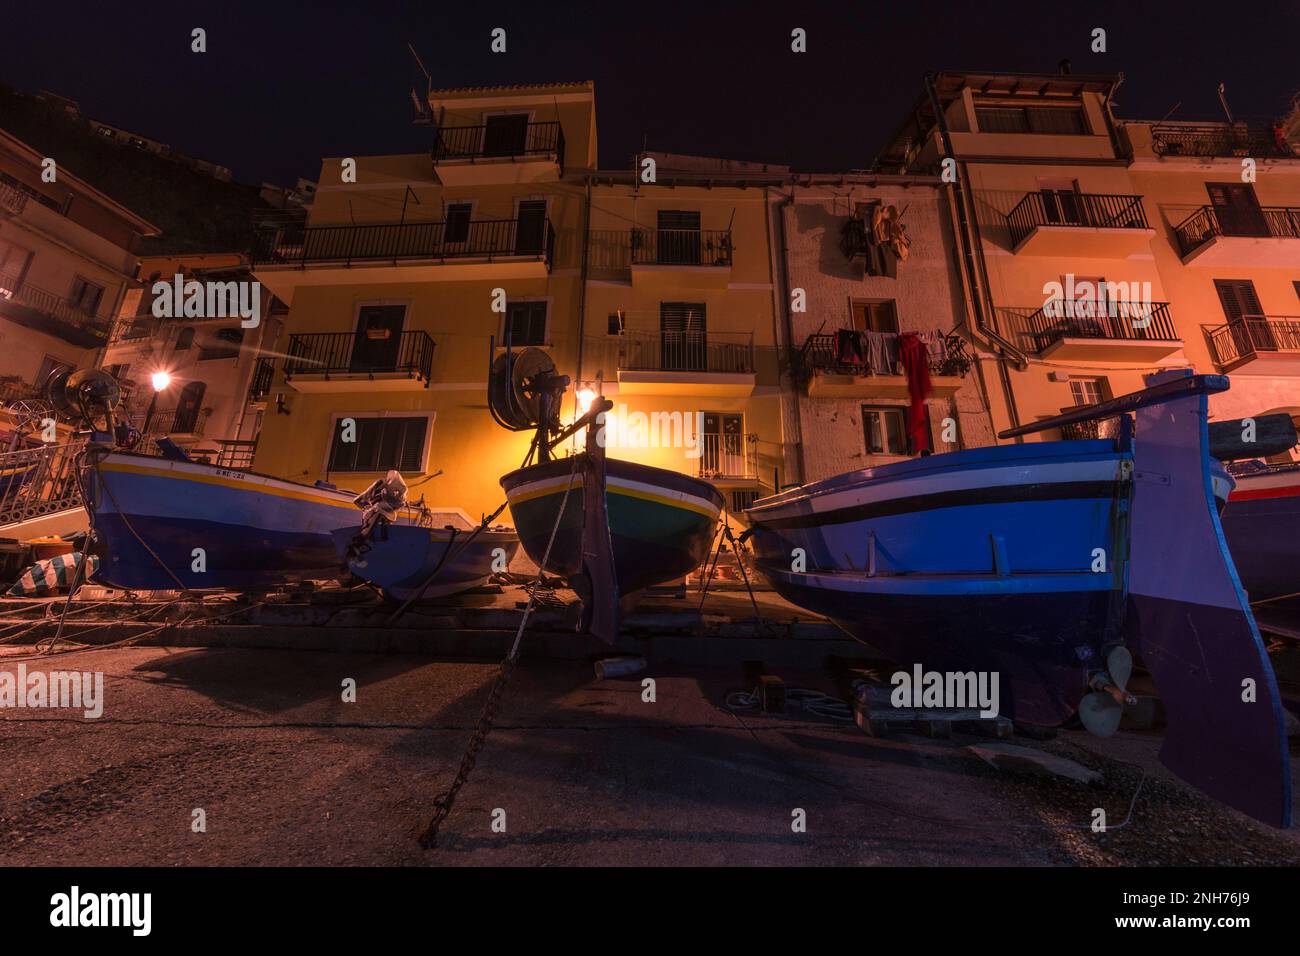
[696, 432, 759, 480]
[1173, 205, 1300, 257]
[1006, 192, 1149, 247]
[630, 229, 733, 267]
[0, 440, 85, 528]
[283, 330, 435, 383]
[611, 329, 754, 374]
[1207, 316, 1300, 367]
[0, 181, 28, 216]
[127, 407, 210, 437]
[0, 272, 113, 336]
[432, 120, 565, 169]
[252, 218, 555, 269]
[1150, 123, 1293, 159]
[1026, 300, 1178, 352]
[798, 331, 972, 380]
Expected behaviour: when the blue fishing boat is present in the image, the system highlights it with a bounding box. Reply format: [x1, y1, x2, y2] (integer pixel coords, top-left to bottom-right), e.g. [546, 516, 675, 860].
[1220, 460, 1300, 602]
[745, 371, 1291, 827]
[332, 512, 520, 601]
[81, 450, 363, 589]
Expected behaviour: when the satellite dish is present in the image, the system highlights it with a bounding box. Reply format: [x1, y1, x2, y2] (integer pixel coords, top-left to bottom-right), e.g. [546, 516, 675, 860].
[488, 347, 562, 431]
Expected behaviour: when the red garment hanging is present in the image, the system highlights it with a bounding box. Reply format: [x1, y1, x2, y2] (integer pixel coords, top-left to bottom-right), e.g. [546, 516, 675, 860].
[899, 332, 932, 453]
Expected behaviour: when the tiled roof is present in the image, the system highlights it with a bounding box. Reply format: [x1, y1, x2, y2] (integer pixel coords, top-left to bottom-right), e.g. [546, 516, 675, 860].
[429, 81, 593, 95]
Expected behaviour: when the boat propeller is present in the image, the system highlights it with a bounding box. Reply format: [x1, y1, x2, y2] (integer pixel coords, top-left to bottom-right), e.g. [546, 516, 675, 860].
[1078, 645, 1137, 738]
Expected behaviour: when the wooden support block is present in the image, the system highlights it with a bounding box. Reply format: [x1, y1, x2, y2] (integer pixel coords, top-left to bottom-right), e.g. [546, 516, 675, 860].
[758, 674, 785, 713]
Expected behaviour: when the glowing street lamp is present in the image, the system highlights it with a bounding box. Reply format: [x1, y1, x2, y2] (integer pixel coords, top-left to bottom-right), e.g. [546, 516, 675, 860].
[143, 370, 173, 436]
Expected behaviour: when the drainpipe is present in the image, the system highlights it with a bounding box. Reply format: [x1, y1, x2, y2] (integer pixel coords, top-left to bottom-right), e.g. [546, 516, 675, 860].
[575, 176, 592, 386]
[771, 185, 806, 484]
[924, 73, 1025, 435]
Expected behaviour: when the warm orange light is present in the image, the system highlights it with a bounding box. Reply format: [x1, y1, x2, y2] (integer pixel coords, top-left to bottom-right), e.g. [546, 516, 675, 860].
[151, 371, 172, 392]
[576, 387, 597, 415]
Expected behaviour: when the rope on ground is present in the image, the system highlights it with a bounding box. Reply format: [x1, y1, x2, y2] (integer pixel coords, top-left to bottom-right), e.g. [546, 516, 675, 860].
[418, 453, 583, 850]
[725, 687, 854, 721]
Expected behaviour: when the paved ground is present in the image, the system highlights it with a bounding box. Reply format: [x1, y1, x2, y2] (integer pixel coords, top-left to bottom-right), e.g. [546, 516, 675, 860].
[0, 645, 1298, 866]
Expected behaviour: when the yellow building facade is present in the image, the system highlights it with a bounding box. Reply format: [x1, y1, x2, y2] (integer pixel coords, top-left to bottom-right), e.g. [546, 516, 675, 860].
[250, 84, 787, 522]
[877, 71, 1300, 450]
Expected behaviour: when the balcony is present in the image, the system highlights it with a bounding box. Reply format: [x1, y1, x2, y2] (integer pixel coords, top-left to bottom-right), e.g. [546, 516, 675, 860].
[251, 218, 555, 299]
[431, 121, 565, 186]
[1024, 300, 1182, 362]
[603, 329, 755, 397]
[798, 331, 971, 400]
[128, 407, 210, 441]
[630, 229, 733, 288]
[1207, 316, 1300, 376]
[0, 273, 113, 346]
[696, 432, 759, 481]
[1173, 205, 1300, 266]
[0, 181, 28, 216]
[1150, 123, 1294, 160]
[282, 330, 434, 392]
[1005, 192, 1154, 256]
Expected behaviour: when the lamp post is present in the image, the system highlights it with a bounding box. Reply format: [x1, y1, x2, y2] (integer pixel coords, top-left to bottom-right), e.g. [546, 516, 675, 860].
[142, 370, 171, 436]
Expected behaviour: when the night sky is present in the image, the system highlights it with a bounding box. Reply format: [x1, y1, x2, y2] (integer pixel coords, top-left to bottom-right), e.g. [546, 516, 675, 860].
[3, 0, 1296, 188]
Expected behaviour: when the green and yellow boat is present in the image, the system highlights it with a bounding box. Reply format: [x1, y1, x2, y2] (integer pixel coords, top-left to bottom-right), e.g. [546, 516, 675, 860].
[501, 454, 723, 595]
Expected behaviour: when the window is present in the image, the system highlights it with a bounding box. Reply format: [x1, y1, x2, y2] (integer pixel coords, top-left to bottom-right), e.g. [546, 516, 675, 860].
[69, 276, 105, 315]
[975, 104, 1088, 135]
[730, 489, 760, 513]
[103, 363, 130, 380]
[328, 416, 428, 473]
[174, 328, 194, 351]
[1070, 379, 1105, 407]
[607, 313, 623, 335]
[0, 239, 31, 287]
[862, 405, 929, 456]
[850, 300, 899, 333]
[505, 301, 548, 346]
[35, 356, 73, 389]
[445, 203, 472, 244]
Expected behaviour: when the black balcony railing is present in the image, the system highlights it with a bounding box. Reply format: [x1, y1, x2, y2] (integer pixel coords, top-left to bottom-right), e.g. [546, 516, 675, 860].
[1150, 123, 1293, 159]
[1173, 205, 1300, 257]
[248, 356, 275, 402]
[283, 330, 434, 384]
[0, 272, 113, 337]
[1026, 300, 1178, 352]
[797, 331, 972, 381]
[630, 229, 733, 267]
[0, 181, 28, 216]
[612, 329, 754, 374]
[251, 218, 555, 270]
[1006, 192, 1149, 247]
[432, 121, 565, 170]
[1208, 316, 1300, 367]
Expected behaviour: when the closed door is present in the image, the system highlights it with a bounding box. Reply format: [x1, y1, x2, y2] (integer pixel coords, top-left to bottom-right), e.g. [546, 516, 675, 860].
[1214, 279, 1273, 351]
[351, 305, 406, 371]
[1207, 183, 1268, 237]
[657, 210, 701, 264]
[174, 381, 205, 433]
[482, 114, 529, 157]
[514, 200, 547, 256]
[701, 413, 743, 475]
[660, 302, 706, 371]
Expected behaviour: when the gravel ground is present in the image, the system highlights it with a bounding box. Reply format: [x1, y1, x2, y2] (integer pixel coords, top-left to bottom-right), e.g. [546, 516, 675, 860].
[0, 645, 1296, 866]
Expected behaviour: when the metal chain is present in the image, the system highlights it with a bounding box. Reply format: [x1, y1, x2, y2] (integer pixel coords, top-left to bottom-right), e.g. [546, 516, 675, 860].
[418, 453, 584, 849]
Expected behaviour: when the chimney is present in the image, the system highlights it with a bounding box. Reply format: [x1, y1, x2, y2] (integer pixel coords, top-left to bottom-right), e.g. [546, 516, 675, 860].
[1059, 58, 1072, 75]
